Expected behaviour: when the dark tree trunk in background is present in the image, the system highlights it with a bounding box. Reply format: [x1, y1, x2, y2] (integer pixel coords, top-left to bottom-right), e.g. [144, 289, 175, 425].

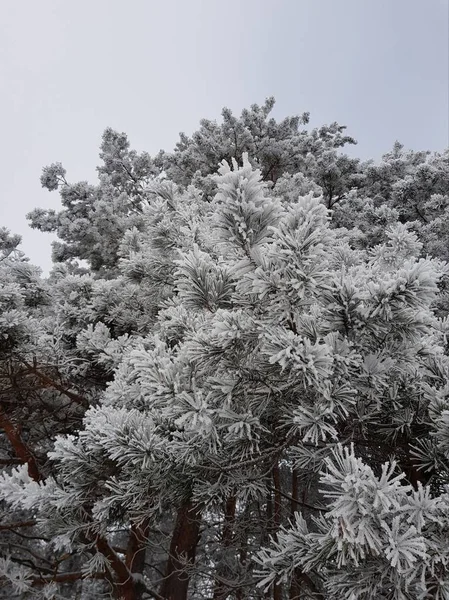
[96, 535, 139, 600]
[160, 499, 202, 600]
[0, 408, 42, 481]
[213, 495, 237, 600]
[124, 519, 150, 599]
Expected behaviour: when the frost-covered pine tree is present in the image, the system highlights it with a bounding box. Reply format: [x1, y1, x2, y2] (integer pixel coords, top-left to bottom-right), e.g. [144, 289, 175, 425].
[1, 99, 449, 600]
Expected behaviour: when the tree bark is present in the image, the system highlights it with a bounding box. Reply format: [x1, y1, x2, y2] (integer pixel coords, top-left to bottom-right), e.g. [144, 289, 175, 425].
[96, 535, 137, 600]
[126, 519, 150, 572]
[213, 495, 236, 600]
[0, 407, 42, 481]
[160, 499, 202, 600]
[124, 519, 151, 600]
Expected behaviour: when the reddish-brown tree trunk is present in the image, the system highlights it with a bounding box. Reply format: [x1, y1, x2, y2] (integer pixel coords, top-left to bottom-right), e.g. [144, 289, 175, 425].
[96, 535, 137, 600]
[123, 519, 151, 599]
[126, 519, 150, 571]
[213, 495, 237, 600]
[160, 499, 202, 600]
[0, 407, 42, 481]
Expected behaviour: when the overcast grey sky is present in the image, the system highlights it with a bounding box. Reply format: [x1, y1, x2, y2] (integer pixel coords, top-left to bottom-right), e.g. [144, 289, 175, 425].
[1, 0, 448, 273]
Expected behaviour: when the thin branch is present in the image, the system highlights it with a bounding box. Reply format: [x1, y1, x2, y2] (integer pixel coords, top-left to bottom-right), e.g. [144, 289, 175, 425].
[0, 458, 22, 466]
[0, 520, 36, 531]
[32, 571, 106, 586]
[266, 485, 327, 512]
[20, 359, 89, 408]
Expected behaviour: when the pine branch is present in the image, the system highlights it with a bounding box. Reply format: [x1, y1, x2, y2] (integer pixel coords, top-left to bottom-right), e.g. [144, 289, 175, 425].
[0, 458, 22, 466]
[0, 520, 36, 531]
[265, 486, 327, 513]
[31, 571, 106, 586]
[20, 358, 89, 408]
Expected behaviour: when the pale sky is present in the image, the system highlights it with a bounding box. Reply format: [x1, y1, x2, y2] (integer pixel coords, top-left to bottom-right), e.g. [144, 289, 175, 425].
[1, 0, 448, 273]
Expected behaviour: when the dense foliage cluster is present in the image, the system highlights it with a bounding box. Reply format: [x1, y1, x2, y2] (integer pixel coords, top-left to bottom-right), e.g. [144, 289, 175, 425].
[1, 98, 449, 599]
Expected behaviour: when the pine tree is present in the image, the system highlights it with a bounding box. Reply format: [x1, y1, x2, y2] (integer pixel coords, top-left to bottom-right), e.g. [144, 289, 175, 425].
[1, 99, 449, 599]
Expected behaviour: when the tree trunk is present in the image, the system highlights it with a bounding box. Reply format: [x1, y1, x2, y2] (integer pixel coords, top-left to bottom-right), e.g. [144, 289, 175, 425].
[124, 519, 150, 599]
[213, 495, 236, 600]
[160, 499, 202, 600]
[0, 407, 42, 481]
[96, 535, 137, 600]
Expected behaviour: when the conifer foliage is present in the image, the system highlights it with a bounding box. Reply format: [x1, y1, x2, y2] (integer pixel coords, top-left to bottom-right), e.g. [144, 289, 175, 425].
[1, 99, 449, 599]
